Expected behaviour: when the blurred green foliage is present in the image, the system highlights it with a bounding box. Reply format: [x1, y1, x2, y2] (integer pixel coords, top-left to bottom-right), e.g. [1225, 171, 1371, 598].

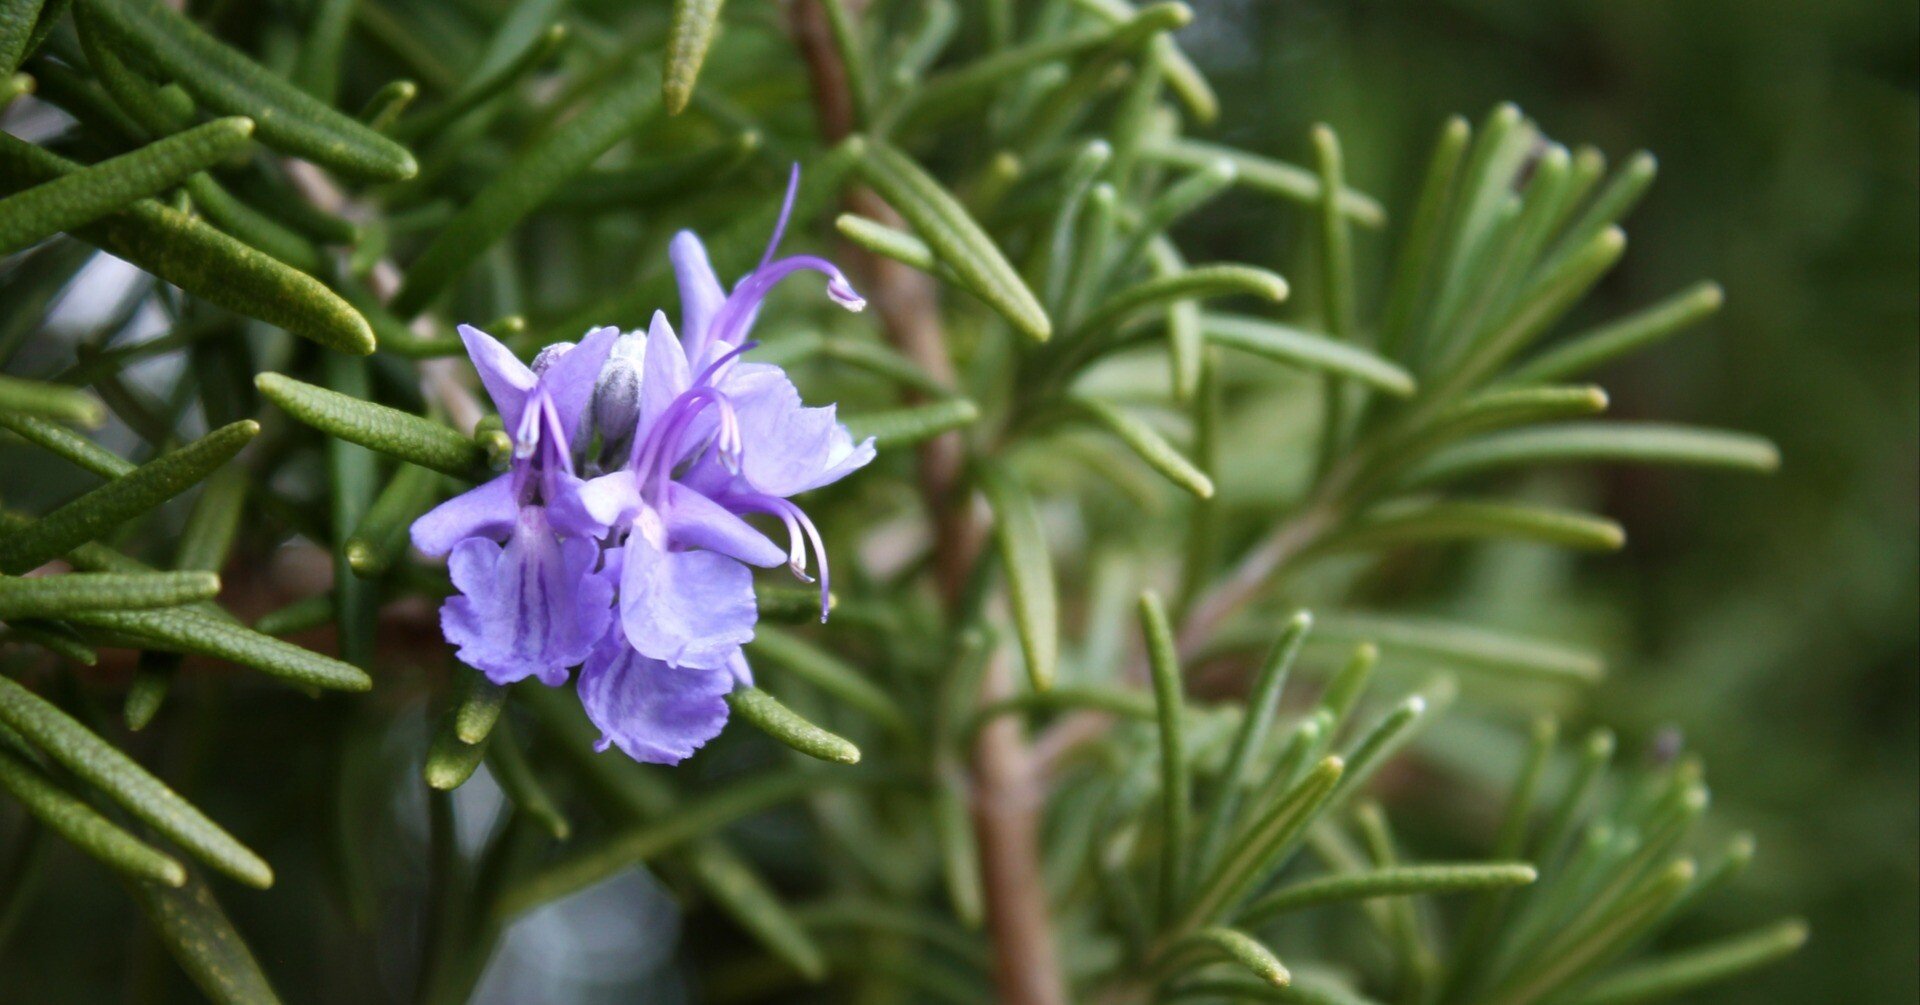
[1176, 3, 1917, 1002]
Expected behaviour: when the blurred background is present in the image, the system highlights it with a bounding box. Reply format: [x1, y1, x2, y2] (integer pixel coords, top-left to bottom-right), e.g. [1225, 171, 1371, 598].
[1, 1, 1912, 1002]
[1177, 1, 1916, 1001]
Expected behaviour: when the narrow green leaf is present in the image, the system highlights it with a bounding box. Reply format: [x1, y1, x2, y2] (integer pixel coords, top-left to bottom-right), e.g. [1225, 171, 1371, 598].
[1438, 226, 1626, 400]
[1331, 693, 1435, 807]
[0, 0, 43, 76]
[78, 0, 415, 180]
[173, 466, 248, 574]
[252, 595, 333, 636]
[1035, 140, 1112, 311]
[1182, 755, 1344, 931]
[424, 707, 488, 791]
[685, 843, 828, 980]
[1485, 859, 1698, 1005]
[394, 25, 567, 140]
[63, 607, 371, 691]
[1059, 183, 1119, 326]
[1406, 422, 1781, 487]
[1378, 116, 1471, 358]
[1429, 385, 1611, 444]
[1571, 919, 1807, 1005]
[664, 0, 724, 114]
[1314, 612, 1603, 684]
[977, 462, 1058, 691]
[0, 412, 132, 478]
[0, 373, 103, 426]
[2, 620, 98, 664]
[1143, 136, 1385, 227]
[835, 212, 937, 272]
[889, 0, 957, 85]
[0, 136, 375, 354]
[1067, 0, 1215, 121]
[495, 769, 869, 919]
[1112, 159, 1237, 279]
[1508, 282, 1724, 385]
[1450, 721, 1561, 979]
[358, 79, 416, 131]
[727, 686, 860, 765]
[255, 373, 483, 476]
[968, 686, 1157, 740]
[1239, 862, 1536, 925]
[897, 3, 1188, 127]
[391, 63, 660, 316]
[855, 136, 1052, 341]
[124, 870, 283, 1005]
[1542, 151, 1657, 274]
[0, 571, 218, 619]
[1321, 500, 1626, 554]
[1198, 611, 1311, 867]
[0, 674, 273, 888]
[0, 420, 257, 575]
[0, 116, 255, 256]
[345, 462, 438, 576]
[843, 398, 979, 448]
[453, 673, 506, 746]
[483, 720, 568, 839]
[1205, 314, 1415, 396]
[1169, 927, 1290, 987]
[747, 626, 911, 737]
[934, 776, 983, 927]
[1078, 265, 1288, 341]
[1312, 124, 1355, 479]
[1141, 591, 1191, 917]
[1070, 395, 1212, 498]
[0, 744, 185, 886]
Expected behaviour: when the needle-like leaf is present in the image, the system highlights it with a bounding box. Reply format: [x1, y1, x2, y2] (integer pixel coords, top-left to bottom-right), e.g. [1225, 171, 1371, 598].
[0, 745, 186, 887]
[0, 116, 255, 257]
[977, 461, 1058, 691]
[0, 136, 375, 354]
[77, 0, 415, 180]
[0, 420, 258, 576]
[0, 674, 273, 888]
[0, 571, 219, 619]
[255, 373, 483, 476]
[727, 686, 862, 765]
[855, 137, 1052, 341]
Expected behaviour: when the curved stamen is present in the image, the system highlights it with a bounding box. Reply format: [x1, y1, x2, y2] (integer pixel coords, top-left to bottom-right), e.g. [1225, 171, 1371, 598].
[704, 255, 865, 352]
[634, 388, 742, 506]
[759, 163, 802, 271]
[728, 493, 832, 621]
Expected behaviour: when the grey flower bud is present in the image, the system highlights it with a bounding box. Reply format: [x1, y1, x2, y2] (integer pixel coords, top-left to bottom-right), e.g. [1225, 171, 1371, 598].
[530, 340, 575, 375]
[591, 328, 648, 465]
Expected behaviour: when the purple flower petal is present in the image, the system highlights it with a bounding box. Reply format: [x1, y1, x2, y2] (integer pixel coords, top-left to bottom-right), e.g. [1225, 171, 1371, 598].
[725, 649, 754, 688]
[411, 473, 517, 557]
[577, 633, 733, 764]
[715, 363, 876, 496]
[540, 466, 605, 539]
[618, 531, 756, 670]
[664, 483, 785, 568]
[575, 470, 643, 534]
[458, 325, 536, 432]
[671, 231, 727, 362]
[442, 509, 612, 685]
[638, 312, 692, 447]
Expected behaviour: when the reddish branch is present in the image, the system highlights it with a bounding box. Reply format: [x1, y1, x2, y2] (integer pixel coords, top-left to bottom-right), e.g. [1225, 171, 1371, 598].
[786, 4, 1064, 1002]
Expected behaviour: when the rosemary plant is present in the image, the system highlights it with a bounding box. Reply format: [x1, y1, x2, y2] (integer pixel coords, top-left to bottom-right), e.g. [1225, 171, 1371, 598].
[0, 1, 1811, 1002]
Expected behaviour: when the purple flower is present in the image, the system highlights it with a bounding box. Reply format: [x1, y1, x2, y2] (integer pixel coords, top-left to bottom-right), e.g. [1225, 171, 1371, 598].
[410, 166, 875, 765]
[412, 325, 619, 685]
